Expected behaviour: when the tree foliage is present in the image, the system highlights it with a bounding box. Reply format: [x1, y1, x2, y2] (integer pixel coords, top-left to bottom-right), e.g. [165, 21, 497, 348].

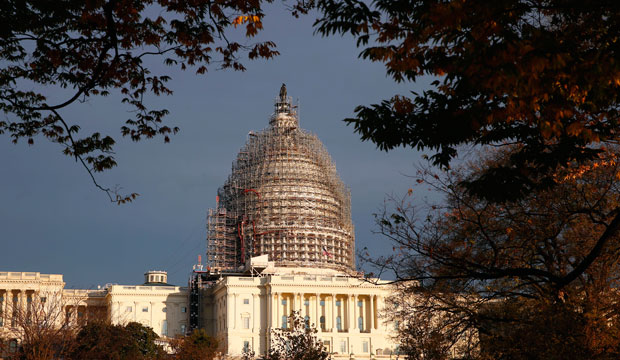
[71, 321, 166, 360]
[1, 301, 166, 360]
[477, 299, 620, 360]
[169, 328, 218, 360]
[314, 0, 620, 201]
[0, 0, 278, 202]
[371, 147, 620, 358]
[0, 291, 82, 360]
[262, 311, 328, 360]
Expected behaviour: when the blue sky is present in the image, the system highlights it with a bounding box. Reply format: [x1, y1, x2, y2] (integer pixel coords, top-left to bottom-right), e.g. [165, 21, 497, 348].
[0, 4, 433, 288]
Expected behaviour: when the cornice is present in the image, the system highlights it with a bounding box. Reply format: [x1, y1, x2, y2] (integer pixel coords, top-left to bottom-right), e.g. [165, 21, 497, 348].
[106, 292, 188, 297]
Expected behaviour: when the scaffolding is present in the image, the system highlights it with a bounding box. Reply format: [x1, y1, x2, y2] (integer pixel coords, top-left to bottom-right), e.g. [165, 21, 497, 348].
[206, 85, 355, 273]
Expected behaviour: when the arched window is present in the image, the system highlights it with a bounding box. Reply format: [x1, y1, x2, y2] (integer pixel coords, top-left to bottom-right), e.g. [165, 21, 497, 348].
[336, 316, 342, 331]
[9, 339, 18, 353]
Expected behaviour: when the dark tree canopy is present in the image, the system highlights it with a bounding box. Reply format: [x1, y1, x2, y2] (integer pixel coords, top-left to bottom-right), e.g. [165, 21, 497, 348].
[314, 0, 620, 201]
[71, 321, 165, 360]
[169, 329, 218, 360]
[372, 148, 620, 358]
[0, 0, 277, 203]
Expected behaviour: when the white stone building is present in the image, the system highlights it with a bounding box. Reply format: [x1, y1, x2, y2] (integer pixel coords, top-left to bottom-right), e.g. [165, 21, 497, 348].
[106, 271, 189, 338]
[0, 270, 187, 356]
[192, 257, 399, 359]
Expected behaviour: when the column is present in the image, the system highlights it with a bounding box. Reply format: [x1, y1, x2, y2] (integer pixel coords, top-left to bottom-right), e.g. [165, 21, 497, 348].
[0, 290, 5, 327]
[361, 297, 367, 331]
[234, 294, 238, 329]
[276, 293, 280, 328]
[226, 294, 233, 330]
[271, 293, 276, 328]
[252, 294, 259, 331]
[267, 292, 273, 330]
[331, 293, 336, 332]
[315, 293, 320, 332]
[15, 290, 22, 325]
[346, 294, 351, 331]
[375, 295, 382, 330]
[150, 301, 154, 328]
[370, 295, 374, 331]
[353, 294, 358, 330]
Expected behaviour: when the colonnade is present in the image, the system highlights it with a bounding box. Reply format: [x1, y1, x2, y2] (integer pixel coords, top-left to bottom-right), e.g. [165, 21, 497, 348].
[0, 289, 35, 328]
[267, 291, 381, 333]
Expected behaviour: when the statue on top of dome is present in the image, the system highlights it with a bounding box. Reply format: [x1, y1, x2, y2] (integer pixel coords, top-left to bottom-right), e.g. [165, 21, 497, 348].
[279, 83, 287, 102]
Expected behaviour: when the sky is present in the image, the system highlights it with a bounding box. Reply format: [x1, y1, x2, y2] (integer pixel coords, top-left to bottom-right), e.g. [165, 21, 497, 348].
[0, 4, 434, 289]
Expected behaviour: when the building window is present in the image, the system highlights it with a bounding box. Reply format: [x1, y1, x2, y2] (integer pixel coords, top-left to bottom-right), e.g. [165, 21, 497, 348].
[320, 316, 325, 330]
[243, 316, 250, 329]
[304, 299, 309, 306]
[162, 320, 168, 337]
[181, 307, 187, 313]
[358, 317, 363, 329]
[142, 307, 148, 312]
[126, 306, 133, 313]
[281, 299, 287, 305]
[336, 316, 342, 331]
[335, 300, 341, 307]
[323, 340, 331, 353]
[340, 340, 347, 353]
[320, 300, 325, 306]
[357, 300, 363, 307]
[362, 341, 369, 353]
[9, 339, 18, 353]
[243, 298, 250, 305]
[304, 315, 310, 329]
[243, 340, 250, 352]
[162, 307, 167, 313]
[281, 315, 288, 329]
[180, 324, 186, 335]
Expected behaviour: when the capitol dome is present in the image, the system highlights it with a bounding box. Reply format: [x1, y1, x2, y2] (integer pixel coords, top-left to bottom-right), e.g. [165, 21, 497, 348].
[206, 85, 355, 273]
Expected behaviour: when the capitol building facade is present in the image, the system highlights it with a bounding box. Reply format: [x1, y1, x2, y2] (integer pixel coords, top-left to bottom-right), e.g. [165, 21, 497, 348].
[0, 87, 399, 359]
